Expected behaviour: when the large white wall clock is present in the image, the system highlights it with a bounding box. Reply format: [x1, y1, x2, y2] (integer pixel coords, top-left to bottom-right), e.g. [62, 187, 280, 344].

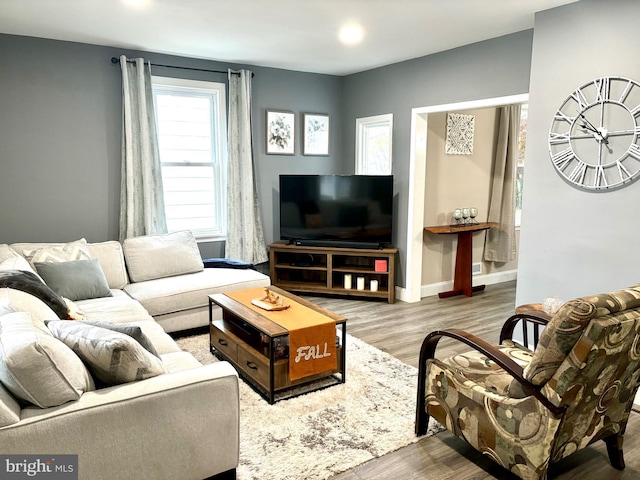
[548, 76, 640, 190]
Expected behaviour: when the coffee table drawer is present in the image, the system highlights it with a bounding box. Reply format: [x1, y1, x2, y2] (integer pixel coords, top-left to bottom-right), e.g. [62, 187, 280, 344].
[210, 325, 238, 362]
[237, 346, 270, 388]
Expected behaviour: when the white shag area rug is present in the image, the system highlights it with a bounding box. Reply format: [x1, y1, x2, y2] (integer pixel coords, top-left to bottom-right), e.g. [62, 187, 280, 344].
[176, 332, 443, 480]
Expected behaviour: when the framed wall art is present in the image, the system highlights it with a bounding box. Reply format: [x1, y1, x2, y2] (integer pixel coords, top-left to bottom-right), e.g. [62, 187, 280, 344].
[445, 113, 475, 155]
[266, 110, 295, 155]
[303, 113, 330, 156]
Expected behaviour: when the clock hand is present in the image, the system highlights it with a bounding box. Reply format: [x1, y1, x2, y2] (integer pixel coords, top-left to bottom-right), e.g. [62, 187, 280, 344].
[579, 113, 599, 132]
[579, 113, 609, 144]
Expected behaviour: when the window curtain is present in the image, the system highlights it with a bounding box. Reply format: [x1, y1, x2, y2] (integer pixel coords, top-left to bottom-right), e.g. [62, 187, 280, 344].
[225, 69, 268, 264]
[483, 104, 521, 262]
[118, 55, 167, 242]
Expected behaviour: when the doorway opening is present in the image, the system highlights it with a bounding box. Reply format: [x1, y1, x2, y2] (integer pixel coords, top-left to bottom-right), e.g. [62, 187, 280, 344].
[401, 93, 528, 303]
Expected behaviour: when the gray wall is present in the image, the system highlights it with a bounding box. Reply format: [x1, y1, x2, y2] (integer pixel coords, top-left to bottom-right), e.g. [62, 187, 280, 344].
[516, 0, 640, 304]
[0, 34, 342, 259]
[341, 30, 533, 286]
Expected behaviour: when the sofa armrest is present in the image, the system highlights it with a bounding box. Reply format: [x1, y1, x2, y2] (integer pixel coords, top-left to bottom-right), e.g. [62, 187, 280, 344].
[0, 362, 240, 480]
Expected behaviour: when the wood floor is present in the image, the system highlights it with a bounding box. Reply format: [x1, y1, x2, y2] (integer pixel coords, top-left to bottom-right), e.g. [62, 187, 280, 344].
[298, 281, 640, 480]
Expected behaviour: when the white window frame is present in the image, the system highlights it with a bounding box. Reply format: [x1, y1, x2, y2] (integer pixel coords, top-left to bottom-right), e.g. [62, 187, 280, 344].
[152, 76, 228, 241]
[355, 113, 393, 175]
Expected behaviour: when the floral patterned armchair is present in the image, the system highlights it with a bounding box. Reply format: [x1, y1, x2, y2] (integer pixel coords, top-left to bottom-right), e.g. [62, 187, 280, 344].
[416, 284, 640, 480]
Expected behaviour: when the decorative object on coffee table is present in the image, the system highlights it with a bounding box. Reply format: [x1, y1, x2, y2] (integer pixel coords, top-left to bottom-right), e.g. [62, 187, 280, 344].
[251, 287, 290, 311]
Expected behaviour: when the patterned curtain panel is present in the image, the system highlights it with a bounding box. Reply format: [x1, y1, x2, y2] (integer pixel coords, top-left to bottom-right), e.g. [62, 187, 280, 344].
[484, 104, 521, 262]
[118, 55, 167, 242]
[225, 70, 268, 264]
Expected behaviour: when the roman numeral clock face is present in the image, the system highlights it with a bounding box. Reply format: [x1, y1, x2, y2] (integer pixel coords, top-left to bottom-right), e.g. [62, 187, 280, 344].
[549, 76, 640, 190]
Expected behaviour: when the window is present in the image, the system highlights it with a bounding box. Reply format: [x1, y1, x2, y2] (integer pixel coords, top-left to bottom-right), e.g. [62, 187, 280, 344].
[515, 104, 528, 227]
[355, 114, 393, 175]
[152, 77, 227, 240]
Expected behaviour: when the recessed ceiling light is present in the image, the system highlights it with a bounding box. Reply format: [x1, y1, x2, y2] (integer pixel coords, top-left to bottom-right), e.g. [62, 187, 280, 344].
[121, 0, 152, 8]
[339, 24, 364, 45]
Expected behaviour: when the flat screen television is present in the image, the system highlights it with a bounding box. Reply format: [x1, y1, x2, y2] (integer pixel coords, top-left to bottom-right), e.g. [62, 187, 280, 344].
[279, 174, 393, 249]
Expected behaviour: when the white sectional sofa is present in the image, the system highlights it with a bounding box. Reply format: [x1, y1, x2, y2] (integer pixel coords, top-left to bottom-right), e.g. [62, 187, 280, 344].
[0, 231, 271, 480]
[9, 230, 271, 333]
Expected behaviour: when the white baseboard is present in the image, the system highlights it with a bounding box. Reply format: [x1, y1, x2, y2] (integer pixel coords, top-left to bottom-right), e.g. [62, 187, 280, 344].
[420, 269, 518, 299]
[395, 269, 517, 303]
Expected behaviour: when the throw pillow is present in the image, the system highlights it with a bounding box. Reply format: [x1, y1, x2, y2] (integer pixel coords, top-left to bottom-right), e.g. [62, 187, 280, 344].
[0, 270, 69, 319]
[34, 259, 112, 301]
[0, 288, 61, 334]
[0, 311, 94, 407]
[23, 239, 91, 269]
[47, 321, 167, 386]
[123, 230, 204, 282]
[0, 254, 41, 278]
[0, 244, 21, 263]
[81, 320, 160, 358]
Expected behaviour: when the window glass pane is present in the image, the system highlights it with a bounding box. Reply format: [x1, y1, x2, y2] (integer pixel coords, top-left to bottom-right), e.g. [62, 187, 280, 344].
[356, 114, 393, 175]
[363, 124, 391, 175]
[152, 78, 226, 238]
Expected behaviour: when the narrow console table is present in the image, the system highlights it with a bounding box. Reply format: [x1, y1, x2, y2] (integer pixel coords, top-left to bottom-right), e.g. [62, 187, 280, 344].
[424, 222, 498, 298]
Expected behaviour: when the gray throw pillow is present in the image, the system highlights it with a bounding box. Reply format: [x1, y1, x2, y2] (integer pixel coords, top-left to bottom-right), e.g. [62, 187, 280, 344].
[34, 259, 112, 301]
[47, 320, 167, 386]
[81, 320, 160, 358]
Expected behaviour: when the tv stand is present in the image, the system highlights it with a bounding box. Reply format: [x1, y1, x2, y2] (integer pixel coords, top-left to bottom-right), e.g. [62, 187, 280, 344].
[293, 239, 383, 250]
[269, 242, 397, 303]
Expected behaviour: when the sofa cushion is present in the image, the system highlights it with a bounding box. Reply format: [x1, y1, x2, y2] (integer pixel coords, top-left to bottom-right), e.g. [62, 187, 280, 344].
[81, 320, 160, 357]
[73, 293, 182, 355]
[123, 230, 204, 282]
[75, 290, 155, 323]
[124, 268, 270, 316]
[86, 241, 129, 289]
[0, 271, 69, 319]
[35, 259, 112, 301]
[160, 351, 203, 373]
[47, 320, 167, 386]
[0, 381, 20, 427]
[0, 311, 95, 407]
[123, 320, 183, 356]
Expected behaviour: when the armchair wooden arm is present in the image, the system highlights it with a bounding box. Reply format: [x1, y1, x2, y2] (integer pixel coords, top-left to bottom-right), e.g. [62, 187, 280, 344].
[416, 328, 564, 435]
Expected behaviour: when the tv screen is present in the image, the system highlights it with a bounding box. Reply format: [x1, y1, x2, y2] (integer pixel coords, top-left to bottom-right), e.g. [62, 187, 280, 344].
[279, 174, 393, 248]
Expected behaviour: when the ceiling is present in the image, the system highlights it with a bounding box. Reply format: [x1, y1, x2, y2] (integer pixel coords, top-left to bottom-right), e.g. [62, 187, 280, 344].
[0, 0, 579, 76]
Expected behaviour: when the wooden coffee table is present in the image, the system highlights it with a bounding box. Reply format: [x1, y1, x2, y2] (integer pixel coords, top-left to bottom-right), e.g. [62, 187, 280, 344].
[209, 286, 347, 403]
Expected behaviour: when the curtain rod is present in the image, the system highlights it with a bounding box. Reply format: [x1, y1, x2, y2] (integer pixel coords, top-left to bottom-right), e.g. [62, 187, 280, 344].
[110, 56, 253, 77]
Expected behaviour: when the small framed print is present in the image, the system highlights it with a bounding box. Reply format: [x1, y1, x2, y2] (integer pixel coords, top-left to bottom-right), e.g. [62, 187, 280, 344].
[303, 113, 330, 156]
[266, 110, 295, 155]
[445, 113, 475, 155]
